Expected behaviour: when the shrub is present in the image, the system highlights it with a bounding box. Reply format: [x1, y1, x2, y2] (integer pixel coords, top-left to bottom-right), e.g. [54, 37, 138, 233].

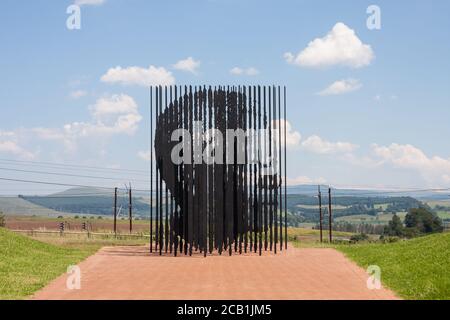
[350, 233, 369, 242]
[0, 211, 5, 227]
[379, 236, 400, 243]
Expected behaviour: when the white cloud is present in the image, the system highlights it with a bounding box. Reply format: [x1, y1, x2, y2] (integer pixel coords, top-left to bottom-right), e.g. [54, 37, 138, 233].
[230, 67, 259, 76]
[318, 79, 362, 96]
[0, 131, 35, 159]
[284, 22, 374, 68]
[34, 94, 142, 154]
[69, 90, 88, 99]
[137, 150, 151, 161]
[68, 94, 142, 136]
[173, 57, 200, 74]
[287, 175, 326, 186]
[89, 94, 138, 117]
[74, 0, 105, 6]
[301, 135, 358, 154]
[101, 65, 175, 86]
[271, 119, 301, 149]
[371, 143, 450, 185]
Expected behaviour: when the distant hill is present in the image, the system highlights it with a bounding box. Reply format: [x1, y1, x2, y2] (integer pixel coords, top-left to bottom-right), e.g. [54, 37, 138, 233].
[20, 187, 152, 218]
[5, 185, 448, 221]
[0, 197, 65, 216]
[287, 184, 450, 200]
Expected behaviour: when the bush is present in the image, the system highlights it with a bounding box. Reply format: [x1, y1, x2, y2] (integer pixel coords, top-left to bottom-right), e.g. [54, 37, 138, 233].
[350, 233, 369, 243]
[379, 236, 400, 243]
[402, 227, 419, 239]
[0, 211, 5, 227]
[57, 216, 64, 219]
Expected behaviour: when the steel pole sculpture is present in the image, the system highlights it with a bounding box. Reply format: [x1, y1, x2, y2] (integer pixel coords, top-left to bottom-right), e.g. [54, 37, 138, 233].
[151, 85, 287, 256]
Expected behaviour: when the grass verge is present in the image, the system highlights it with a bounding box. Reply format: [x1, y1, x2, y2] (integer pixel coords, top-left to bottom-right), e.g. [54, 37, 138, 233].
[336, 232, 450, 300]
[0, 227, 136, 299]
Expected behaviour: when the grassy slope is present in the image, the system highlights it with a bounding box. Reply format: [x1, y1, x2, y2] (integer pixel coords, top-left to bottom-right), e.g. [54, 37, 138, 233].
[0, 227, 99, 299]
[0, 197, 65, 216]
[337, 232, 450, 300]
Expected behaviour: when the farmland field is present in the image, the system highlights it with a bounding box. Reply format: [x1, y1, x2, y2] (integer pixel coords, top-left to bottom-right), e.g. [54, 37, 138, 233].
[425, 200, 450, 208]
[296, 204, 348, 210]
[436, 211, 450, 220]
[4, 215, 151, 233]
[335, 212, 407, 224]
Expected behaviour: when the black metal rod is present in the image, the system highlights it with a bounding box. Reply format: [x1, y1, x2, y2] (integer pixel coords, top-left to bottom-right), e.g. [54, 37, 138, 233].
[278, 86, 283, 251]
[150, 86, 153, 252]
[329, 187, 332, 243]
[318, 185, 323, 243]
[284, 86, 288, 250]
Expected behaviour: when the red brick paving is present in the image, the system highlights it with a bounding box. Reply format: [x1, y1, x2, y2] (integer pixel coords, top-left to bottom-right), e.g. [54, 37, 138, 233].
[32, 245, 399, 300]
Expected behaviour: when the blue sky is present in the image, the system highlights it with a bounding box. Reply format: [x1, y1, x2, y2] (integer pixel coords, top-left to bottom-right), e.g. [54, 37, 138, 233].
[0, 0, 450, 193]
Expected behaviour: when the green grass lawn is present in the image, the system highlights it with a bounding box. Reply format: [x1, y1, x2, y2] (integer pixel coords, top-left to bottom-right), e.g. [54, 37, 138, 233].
[336, 232, 450, 300]
[0, 227, 100, 299]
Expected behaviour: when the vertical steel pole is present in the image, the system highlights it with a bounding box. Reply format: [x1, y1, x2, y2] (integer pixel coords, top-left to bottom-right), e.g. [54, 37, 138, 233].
[278, 86, 283, 251]
[150, 86, 153, 252]
[129, 186, 132, 233]
[155, 87, 159, 253]
[284, 86, 288, 250]
[318, 185, 323, 243]
[328, 187, 332, 243]
[113, 187, 117, 235]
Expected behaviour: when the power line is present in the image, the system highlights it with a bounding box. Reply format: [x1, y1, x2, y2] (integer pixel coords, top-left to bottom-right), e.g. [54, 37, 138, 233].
[0, 158, 150, 175]
[330, 186, 450, 196]
[0, 177, 115, 190]
[0, 176, 153, 193]
[0, 167, 149, 183]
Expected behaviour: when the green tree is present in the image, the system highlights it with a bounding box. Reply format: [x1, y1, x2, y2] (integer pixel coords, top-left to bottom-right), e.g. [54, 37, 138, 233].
[404, 207, 443, 234]
[383, 214, 404, 237]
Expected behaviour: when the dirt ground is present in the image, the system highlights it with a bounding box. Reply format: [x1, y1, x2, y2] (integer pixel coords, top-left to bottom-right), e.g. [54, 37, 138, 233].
[32, 244, 398, 300]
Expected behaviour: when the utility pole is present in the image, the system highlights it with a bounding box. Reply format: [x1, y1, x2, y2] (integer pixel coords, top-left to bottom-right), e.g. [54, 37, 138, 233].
[129, 184, 132, 234]
[318, 185, 323, 243]
[113, 187, 118, 235]
[328, 187, 332, 243]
